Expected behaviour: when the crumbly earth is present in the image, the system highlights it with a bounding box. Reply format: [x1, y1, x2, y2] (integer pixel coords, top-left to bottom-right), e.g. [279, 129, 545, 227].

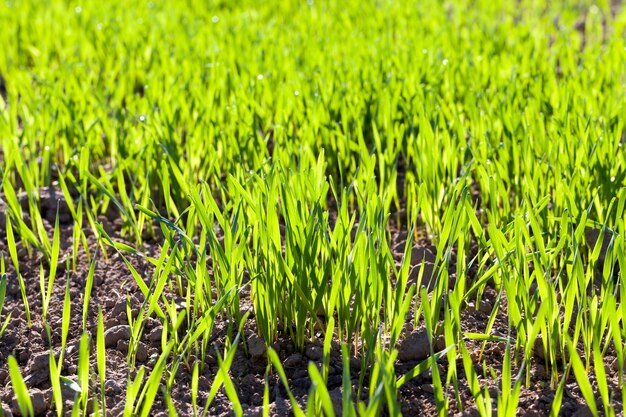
[0, 190, 619, 416]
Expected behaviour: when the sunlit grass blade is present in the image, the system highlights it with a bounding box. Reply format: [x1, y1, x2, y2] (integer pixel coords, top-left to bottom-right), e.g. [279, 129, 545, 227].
[8, 356, 34, 417]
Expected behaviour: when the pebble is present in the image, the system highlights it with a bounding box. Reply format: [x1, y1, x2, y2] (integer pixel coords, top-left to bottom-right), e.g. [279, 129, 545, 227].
[305, 345, 323, 361]
[104, 325, 131, 348]
[247, 334, 266, 358]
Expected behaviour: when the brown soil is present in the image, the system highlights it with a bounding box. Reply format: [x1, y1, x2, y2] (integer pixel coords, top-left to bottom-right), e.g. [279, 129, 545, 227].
[0, 190, 620, 416]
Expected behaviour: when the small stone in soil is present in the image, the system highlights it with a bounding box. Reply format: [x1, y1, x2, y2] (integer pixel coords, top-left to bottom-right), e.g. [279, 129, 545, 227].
[104, 325, 131, 347]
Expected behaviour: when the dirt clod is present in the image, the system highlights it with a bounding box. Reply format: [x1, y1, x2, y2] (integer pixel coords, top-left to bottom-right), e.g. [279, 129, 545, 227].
[136, 342, 149, 362]
[398, 329, 431, 362]
[105, 379, 122, 394]
[479, 299, 493, 314]
[104, 325, 131, 348]
[1, 402, 12, 417]
[283, 353, 303, 368]
[305, 345, 323, 361]
[572, 405, 594, 417]
[11, 388, 47, 416]
[247, 334, 266, 358]
[28, 352, 50, 374]
[147, 326, 163, 343]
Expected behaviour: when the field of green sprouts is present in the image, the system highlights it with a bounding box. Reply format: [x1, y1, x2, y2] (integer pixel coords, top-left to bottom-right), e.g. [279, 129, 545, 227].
[0, 0, 625, 415]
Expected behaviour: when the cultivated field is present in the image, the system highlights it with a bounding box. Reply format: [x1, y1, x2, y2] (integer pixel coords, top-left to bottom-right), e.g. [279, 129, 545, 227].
[1, 0, 625, 416]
